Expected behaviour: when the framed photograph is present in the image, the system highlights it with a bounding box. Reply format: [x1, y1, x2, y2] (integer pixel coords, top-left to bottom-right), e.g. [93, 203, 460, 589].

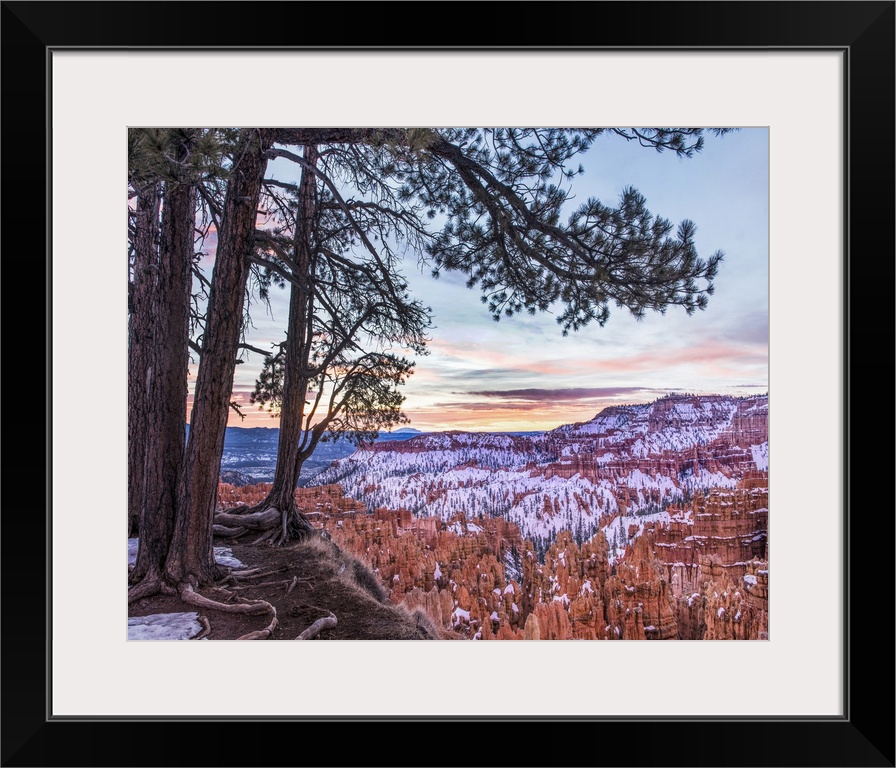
[6, 1, 892, 765]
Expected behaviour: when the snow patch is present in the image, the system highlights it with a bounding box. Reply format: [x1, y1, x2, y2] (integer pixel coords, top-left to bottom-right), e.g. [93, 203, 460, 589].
[128, 612, 202, 641]
[552, 594, 570, 607]
[751, 442, 769, 471]
[451, 607, 470, 626]
[212, 547, 244, 568]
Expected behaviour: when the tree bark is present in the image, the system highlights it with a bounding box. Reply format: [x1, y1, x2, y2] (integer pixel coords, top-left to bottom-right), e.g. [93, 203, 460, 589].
[127, 183, 161, 538]
[256, 145, 318, 539]
[132, 176, 195, 582]
[166, 129, 274, 586]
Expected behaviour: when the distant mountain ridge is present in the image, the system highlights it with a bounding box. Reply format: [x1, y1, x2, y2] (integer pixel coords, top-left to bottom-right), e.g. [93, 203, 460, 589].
[201, 425, 426, 483]
[209, 424, 549, 484]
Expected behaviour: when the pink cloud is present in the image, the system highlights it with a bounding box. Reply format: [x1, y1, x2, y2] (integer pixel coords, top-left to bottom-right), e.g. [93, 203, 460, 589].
[426, 335, 766, 380]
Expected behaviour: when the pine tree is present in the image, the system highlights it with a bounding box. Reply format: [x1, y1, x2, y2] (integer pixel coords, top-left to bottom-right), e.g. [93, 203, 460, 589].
[127, 142, 161, 539]
[164, 129, 277, 587]
[128, 128, 229, 588]
[213, 143, 429, 544]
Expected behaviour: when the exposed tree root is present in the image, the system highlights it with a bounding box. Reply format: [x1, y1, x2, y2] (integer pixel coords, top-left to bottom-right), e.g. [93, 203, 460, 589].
[212, 524, 248, 538]
[251, 528, 279, 546]
[192, 614, 212, 640]
[214, 508, 280, 530]
[228, 577, 305, 591]
[278, 508, 288, 543]
[128, 576, 161, 604]
[228, 581, 282, 591]
[230, 567, 264, 578]
[295, 611, 337, 640]
[236, 616, 278, 640]
[231, 567, 288, 581]
[285, 575, 311, 596]
[130, 576, 279, 641]
[179, 583, 278, 640]
[208, 586, 238, 603]
[214, 504, 316, 547]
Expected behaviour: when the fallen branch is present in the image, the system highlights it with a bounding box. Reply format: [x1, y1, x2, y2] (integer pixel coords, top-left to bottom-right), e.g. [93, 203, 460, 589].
[295, 611, 337, 640]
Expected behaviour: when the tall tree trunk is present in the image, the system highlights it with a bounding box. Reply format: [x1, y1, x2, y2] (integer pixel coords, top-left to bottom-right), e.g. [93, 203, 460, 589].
[128, 182, 161, 538]
[132, 177, 195, 582]
[258, 145, 318, 539]
[166, 129, 274, 586]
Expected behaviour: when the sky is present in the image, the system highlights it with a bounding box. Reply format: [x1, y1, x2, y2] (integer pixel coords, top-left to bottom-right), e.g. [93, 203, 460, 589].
[188, 128, 768, 433]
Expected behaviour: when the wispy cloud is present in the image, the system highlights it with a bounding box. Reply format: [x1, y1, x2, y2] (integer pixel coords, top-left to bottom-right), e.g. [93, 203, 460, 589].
[430, 401, 545, 412]
[460, 386, 647, 402]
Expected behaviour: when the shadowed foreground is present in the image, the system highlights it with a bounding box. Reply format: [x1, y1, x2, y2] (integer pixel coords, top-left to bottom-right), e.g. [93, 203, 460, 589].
[128, 535, 444, 640]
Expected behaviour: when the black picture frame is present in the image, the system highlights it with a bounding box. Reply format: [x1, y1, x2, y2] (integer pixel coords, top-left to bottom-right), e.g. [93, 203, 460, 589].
[4, 2, 893, 766]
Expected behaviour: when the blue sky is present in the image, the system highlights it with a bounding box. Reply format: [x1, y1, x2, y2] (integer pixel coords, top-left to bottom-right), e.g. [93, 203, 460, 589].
[194, 128, 768, 432]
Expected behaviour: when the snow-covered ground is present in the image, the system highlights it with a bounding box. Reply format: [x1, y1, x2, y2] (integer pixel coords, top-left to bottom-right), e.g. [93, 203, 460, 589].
[309, 393, 767, 559]
[324, 463, 619, 543]
[751, 442, 769, 471]
[601, 506, 680, 563]
[128, 612, 205, 640]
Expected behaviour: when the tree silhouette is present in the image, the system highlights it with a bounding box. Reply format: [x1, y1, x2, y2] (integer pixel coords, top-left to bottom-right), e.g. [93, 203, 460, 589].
[213, 143, 429, 544]
[128, 128, 232, 586]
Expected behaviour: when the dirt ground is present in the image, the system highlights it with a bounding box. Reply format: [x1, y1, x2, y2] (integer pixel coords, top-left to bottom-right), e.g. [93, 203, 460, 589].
[128, 535, 442, 641]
